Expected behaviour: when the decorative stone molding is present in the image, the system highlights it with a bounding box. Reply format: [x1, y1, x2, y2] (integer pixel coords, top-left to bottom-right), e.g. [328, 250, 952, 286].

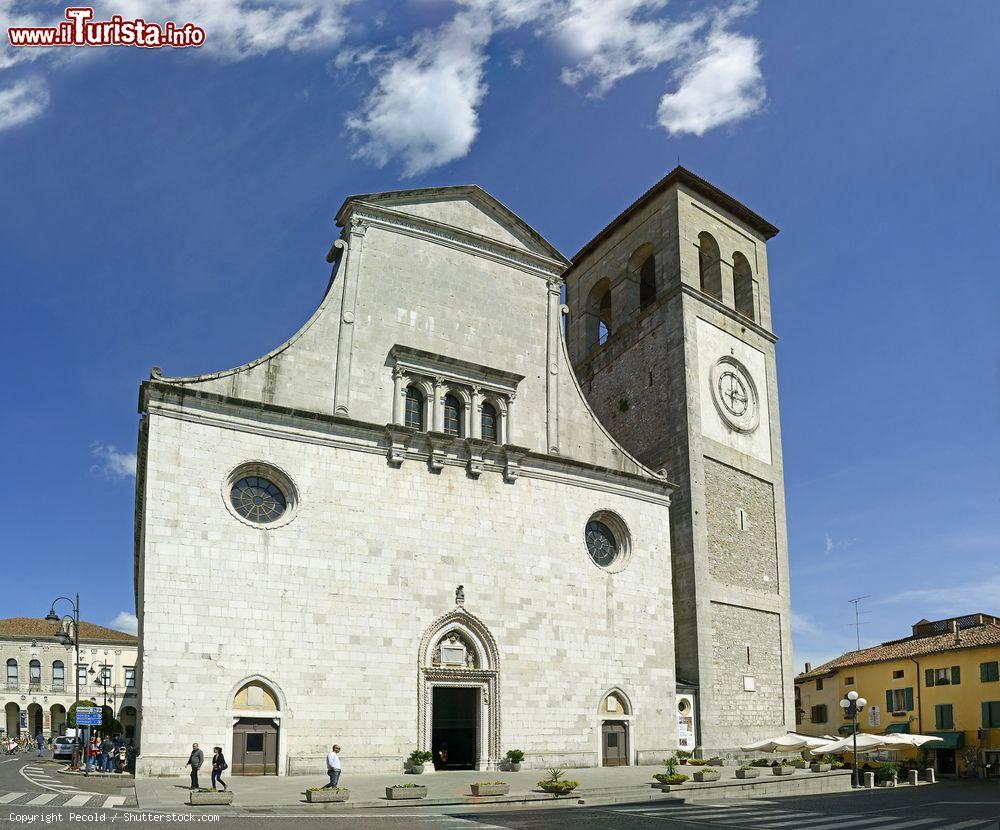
[465, 438, 490, 478]
[426, 432, 455, 471]
[501, 445, 529, 483]
[384, 424, 412, 467]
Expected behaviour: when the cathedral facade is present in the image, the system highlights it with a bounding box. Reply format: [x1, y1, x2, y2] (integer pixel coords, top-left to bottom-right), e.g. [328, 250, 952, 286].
[133, 169, 793, 776]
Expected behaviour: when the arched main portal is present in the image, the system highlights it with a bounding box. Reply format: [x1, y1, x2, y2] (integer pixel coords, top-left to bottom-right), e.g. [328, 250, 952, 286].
[596, 688, 634, 767]
[418, 608, 500, 771]
[227, 676, 285, 776]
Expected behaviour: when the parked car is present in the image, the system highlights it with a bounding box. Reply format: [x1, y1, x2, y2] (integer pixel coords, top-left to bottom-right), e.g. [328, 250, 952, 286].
[52, 737, 75, 761]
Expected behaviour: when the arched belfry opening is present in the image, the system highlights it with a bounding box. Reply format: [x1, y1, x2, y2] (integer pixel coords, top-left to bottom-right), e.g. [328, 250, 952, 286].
[585, 277, 613, 350]
[698, 232, 723, 300]
[418, 604, 500, 771]
[629, 243, 656, 311]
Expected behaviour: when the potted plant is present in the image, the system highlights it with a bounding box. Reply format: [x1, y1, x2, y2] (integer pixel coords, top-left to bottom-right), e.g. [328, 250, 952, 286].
[773, 761, 795, 776]
[306, 786, 349, 803]
[386, 783, 428, 800]
[675, 750, 692, 765]
[810, 759, 832, 773]
[504, 749, 525, 772]
[735, 764, 759, 779]
[686, 757, 709, 766]
[471, 781, 510, 796]
[875, 761, 901, 788]
[189, 788, 234, 806]
[693, 767, 721, 783]
[537, 768, 579, 796]
[653, 756, 689, 786]
[708, 756, 727, 766]
[407, 750, 432, 774]
[749, 758, 772, 768]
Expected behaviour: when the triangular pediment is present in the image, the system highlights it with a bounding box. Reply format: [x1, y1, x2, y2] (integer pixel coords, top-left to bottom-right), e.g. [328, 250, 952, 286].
[335, 185, 566, 263]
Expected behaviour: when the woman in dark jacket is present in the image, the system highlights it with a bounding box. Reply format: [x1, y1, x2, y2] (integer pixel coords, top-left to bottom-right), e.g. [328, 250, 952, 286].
[211, 746, 228, 791]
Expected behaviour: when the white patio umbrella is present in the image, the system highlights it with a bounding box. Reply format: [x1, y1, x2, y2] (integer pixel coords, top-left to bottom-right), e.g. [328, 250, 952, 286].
[809, 733, 942, 755]
[740, 733, 834, 752]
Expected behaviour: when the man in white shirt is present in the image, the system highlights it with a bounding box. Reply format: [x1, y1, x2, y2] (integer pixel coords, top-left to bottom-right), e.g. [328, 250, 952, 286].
[324, 744, 342, 788]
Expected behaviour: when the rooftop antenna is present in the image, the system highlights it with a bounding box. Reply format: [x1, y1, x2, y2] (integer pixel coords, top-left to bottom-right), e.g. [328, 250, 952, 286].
[848, 595, 871, 650]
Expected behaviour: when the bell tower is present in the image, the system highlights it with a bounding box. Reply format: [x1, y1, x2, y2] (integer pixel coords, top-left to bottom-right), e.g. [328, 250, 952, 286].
[565, 167, 794, 753]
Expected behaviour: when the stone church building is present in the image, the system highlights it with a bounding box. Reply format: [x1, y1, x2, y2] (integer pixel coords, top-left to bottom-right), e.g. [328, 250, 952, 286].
[133, 167, 793, 776]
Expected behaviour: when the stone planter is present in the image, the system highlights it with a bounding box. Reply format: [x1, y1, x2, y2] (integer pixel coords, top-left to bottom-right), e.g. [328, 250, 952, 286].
[471, 783, 510, 796]
[693, 771, 721, 782]
[386, 785, 427, 800]
[810, 763, 832, 773]
[792, 759, 809, 769]
[507, 762, 521, 772]
[653, 774, 688, 785]
[539, 783, 578, 795]
[708, 757, 727, 766]
[735, 768, 759, 779]
[408, 764, 425, 774]
[773, 766, 795, 776]
[306, 788, 349, 803]
[189, 790, 233, 806]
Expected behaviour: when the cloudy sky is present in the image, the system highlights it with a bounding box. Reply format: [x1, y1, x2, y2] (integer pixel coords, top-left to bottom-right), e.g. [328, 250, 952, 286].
[1, 1, 997, 663]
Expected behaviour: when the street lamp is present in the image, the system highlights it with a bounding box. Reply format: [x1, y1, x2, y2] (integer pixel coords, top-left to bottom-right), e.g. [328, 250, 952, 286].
[45, 595, 81, 771]
[839, 689, 868, 789]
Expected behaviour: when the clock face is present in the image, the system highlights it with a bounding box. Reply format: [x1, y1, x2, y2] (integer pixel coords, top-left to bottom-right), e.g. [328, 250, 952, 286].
[710, 357, 759, 433]
[718, 370, 749, 416]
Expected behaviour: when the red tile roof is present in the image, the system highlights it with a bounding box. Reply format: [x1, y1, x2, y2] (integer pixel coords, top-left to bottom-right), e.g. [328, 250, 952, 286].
[796, 623, 1000, 681]
[0, 617, 136, 644]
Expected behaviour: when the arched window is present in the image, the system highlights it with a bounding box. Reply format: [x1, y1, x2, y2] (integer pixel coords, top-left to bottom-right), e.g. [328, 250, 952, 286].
[698, 232, 723, 300]
[586, 277, 613, 350]
[639, 254, 656, 310]
[6, 659, 17, 685]
[733, 252, 755, 321]
[52, 661, 64, 689]
[405, 385, 424, 430]
[29, 660, 40, 686]
[481, 402, 499, 444]
[443, 394, 463, 436]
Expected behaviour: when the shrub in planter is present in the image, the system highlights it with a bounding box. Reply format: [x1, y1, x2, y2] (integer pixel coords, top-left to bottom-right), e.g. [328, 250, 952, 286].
[772, 762, 795, 776]
[653, 773, 689, 785]
[748, 758, 772, 768]
[675, 750, 692, 764]
[693, 768, 721, 782]
[686, 758, 709, 766]
[407, 750, 432, 773]
[708, 756, 727, 766]
[792, 758, 809, 769]
[537, 768, 579, 795]
[471, 781, 511, 796]
[189, 789, 233, 806]
[306, 787, 349, 803]
[875, 762, 901, 786]
[810, 763, 832, 773]
[504, 749, 524, 772]
[386, 784, 428, 800]
[735, 766, 759, 779]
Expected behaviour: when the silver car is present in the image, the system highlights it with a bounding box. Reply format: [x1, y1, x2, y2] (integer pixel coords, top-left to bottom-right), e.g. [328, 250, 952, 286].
[52, 737, 75, 761]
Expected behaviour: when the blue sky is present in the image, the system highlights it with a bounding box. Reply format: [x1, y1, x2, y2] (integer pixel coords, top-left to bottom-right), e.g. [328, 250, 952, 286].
[1, 1, 997, 668]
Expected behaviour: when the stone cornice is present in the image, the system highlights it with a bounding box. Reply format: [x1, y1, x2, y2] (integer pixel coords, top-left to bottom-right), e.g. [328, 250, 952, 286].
[343, 201, 567, 281]
[141, 381, 673, 505]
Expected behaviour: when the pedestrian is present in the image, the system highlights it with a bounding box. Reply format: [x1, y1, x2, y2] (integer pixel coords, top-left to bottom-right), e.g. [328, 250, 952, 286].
[126, 741, 136, 774]
[186, 743, 204, 789]
[116, 743, 127, 773]
[86, 736, 99, 772]
[35, 731, 44, 758]
[101, 736, 114, 772]
[211, 746, 228, 791]
[323, 744, 342, 788]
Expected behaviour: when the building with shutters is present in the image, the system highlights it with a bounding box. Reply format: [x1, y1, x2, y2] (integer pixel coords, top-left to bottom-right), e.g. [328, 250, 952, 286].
[794, 612, 1000, 777]
[134, 168, 795, 776]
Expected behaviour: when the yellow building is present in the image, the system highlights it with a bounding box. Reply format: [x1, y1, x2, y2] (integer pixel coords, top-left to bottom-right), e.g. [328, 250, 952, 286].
[794, 613, 1000, 777]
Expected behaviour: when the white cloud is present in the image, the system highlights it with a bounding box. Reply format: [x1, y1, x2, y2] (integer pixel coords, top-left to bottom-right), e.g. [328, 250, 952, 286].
[346, 10, 493, 177]
[824, 534, 834, 555]
[90, 443, 137, 479]
[879, 574, 1000, 617]
[556, 0, 706, 95]
[657, 23, 765, 136]
[0, 77, 50, 131]
[109, 611, 138, 636]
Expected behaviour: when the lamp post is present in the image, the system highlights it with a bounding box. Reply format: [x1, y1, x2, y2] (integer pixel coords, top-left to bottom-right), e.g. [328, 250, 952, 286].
[88, 662, 113, 709]
[45, 595, 80, 771]
[839, 689, 868, 788]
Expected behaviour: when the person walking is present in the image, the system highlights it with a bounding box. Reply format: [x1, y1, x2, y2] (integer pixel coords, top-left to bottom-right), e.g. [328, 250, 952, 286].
[210, 746, 228, 791]
[186, 743, 204, 789]
[101, 736, 114, 772]
[35, 731, 44, 758]
[86, 735, 99, 772]
[323, 744, 342, 788]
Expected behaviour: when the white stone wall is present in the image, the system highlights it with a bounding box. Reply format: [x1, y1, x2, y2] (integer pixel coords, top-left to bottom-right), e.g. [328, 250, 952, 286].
[137, 407, 676, 775]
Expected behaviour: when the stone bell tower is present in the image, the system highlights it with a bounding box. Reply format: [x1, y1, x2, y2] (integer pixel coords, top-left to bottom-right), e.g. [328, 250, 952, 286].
[565, 167, 794, 753]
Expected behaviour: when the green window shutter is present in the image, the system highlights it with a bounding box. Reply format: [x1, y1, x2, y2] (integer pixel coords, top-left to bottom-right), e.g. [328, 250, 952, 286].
[984, 662, 1000, 682]
[934, 705, 943, 729]
[982, 663, 990, 683]
[984, 702, 992, 728]
[905, 687, 914, 711]
[925, 669, 935, 687]
[993, 702, 1000, 728]
[951, 666, 960, 685]
[886, 690, 894, 711]
[945, 705, 954, 729]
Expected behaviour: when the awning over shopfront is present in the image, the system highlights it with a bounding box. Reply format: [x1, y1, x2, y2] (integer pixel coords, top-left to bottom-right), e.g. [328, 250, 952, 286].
[927, 731, 964, 749]
[885, 722, 911, 734]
